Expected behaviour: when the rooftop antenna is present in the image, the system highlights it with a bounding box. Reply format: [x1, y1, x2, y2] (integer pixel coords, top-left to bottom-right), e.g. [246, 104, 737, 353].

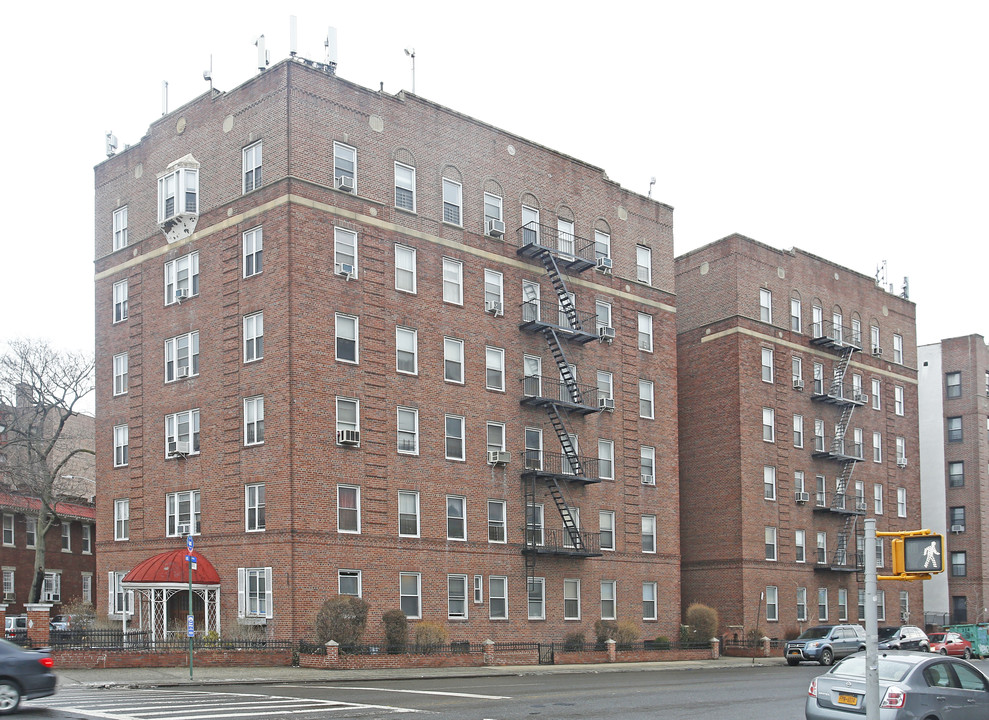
[901, 276, 910, 300]
[162, 81, 168, 116]
[647, 176, 656, 198]
[325, 27, 338, 69]
[255, 34, 270, 72]
[404, 48, 415, 93]
[105, 132, 118, 158]
[875, 259, 887, 289]
[203, 55, 213, 92]
[289, 15, 298, 56]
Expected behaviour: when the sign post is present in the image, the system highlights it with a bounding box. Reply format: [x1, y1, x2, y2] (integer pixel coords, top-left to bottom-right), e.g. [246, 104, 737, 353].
[187, 535, 194, 680]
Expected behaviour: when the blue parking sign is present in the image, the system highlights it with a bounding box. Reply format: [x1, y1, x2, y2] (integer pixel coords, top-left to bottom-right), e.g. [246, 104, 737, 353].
[187, 615, 195, 637]
[187, 535, 194, 552]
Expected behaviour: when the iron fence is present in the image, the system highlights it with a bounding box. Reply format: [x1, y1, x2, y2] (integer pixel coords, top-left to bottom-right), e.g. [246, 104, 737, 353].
[298, 640, 488, 656]
[47, 629, 289, 652]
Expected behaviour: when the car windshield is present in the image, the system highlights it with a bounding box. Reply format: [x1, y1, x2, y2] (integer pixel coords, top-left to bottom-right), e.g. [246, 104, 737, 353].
[831, 656, 912, 682]
[928, 633, 946, 643]
[877, 628, 900, 640]
[797, 627, 831, 640]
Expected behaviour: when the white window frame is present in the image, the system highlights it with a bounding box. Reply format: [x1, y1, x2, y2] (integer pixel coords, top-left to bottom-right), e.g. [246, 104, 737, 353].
[484, 269, 504, 312]
[400, 572, 421, 619]
[398, 490, 420, 537]
[335, 397, 360, 439]
[766, 526, 778, 561]
[894, 385, 904, 416]
[874, 484, 884, 515]
[243, 226, 263, 278]
[643, 582, 658, 621]
[766, 586, 778, 622]
[448, 574, 468, 619]
[447, 495, 467, 541]
[793, 414, 803, 448]
[488, 500, 507, 544]
[642, 515, 657, 553]
[165, 330, 200, 382]
[113, 280, 128, 323]
[892, 334, 903, 364]
[166, 490, 201, 537]
[490, 576, 508, 619]
[759, 288, 772, 323]
[764, 466, 777, 501]
[763, 407, 775, 442]
[109, 571, 134, 616]
[339, 569, 362, 597]
[636, 245, 652, 284]
[527, 577, 546, 620]
[244, 396, 264, 446]
[82, 572, 92, 603]
[445, 414, 466, 461]
[639, 379, 655, 419]
[164, 251, 200, 305]
[564, 578, 581, 620]
[790, 298, 801, 332]
[81, 524, 92, 554]
[238, 567, 273, 619]
[761, 347, 774, 383]
[112, 206, 128, 251]
[444, 337, 464, 384]
[1, 515, 13, 547]
[396, 326, 418, 375]
[486, 346, 505, 391]
[442, 178, 463, 226]
[897, 487, 907, 518]
[43, 571, 62, 602]
[397, 406, 419, 455]
[394, 162, 416, 212]
[600, 580, 617, 620]
[483, 192, 503, 224]
[243, 312, 264, 363]
[638, 313, 654, 352]
[157, 165, 198, 222]
[335, 313, 359, 364]
[395, 244, 417, 294]
[245, 483, 265, 532]
[334, 227, 358, 277]
[795, 529, 806, 563]
[599, 510, 615, 551]
[640, 446, 656, 485]
[113, 424, 129, 467]
[242, 140, 262, 193]
[337, 484, 360, 534]
[114, 499, 129, 541]
[796, 587, 807, 621]
[818, 588, 829, 621]
[873, 431, 882, 463]
[333, 141, 357, 192]
[871, 378, 881, 410]
[165, 409, 201, 456]
[442, 257, 463, 305]
[598, 439, 614, 480]
[486, 422, 506, 454]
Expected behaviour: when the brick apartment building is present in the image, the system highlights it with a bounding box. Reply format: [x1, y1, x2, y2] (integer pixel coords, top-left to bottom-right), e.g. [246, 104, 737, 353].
[919, 334, 989, 625]
[675, 234, 923, 638]
[94, 57, 680, 643]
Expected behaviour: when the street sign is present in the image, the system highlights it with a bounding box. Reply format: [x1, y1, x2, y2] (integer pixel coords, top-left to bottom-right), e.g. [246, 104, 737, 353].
[187, 535, 194, 552]
[186, 615, 195, 638]
[185, 555, 197, 563]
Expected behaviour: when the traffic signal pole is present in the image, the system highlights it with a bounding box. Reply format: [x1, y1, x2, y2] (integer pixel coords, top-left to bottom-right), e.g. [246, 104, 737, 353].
[864, 519, 879, 720]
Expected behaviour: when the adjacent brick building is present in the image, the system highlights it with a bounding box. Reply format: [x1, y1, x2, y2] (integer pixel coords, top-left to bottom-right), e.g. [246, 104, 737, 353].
[919, 334, 989, 625]
[675, 234, 923, 638]
[94, 57, 679, 643]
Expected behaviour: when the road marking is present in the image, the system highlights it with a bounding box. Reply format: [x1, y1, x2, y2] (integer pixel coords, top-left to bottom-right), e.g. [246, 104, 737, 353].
[316, 685, 511, 699]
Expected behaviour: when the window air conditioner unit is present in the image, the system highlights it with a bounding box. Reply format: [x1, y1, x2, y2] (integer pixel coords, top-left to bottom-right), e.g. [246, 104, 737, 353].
[641, 474, 655, 485]
[599, 326, 616, 342]
[896, 458, 908, 468]
[872, 347, 883, 357]
[856, 500, 868, 511]
[854, 392, 868, 404]
[176, 366, 190, 378]
[793, 378, 804, 390]
[174, 288, 189, 302]
[487, 451, 510, 465]
[337, 429, 361, 445]
[596, 257, 613, 273]
[485, 300, 504, 317]
[335, 176, 355, 192]
[950, 524, 965, 533]
[598, 397, 615, 411]
[2, 592, 13, 602]
[794, 491, 810, 503]
[177, 524, 191, 535]
[168, 440, 191, 456]
[335, 263, 355, 279]
[486, 219, 505, 238]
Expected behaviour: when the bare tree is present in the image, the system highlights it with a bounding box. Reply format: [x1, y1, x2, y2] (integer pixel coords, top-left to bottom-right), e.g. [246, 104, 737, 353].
[0, 339, 95, 603]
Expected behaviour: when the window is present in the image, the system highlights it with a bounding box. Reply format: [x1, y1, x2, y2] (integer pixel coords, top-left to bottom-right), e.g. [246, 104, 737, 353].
[488, 500, 506, 543]
[640, 582, 658, 621]
[397, 407, 418, 454]
[338, 485, 360, 533]
[598, 439, 614, 480]
[244, 396, 264, 446]
[948, 461, 964, 487]
[873, 432, 882, 463]
[521, 205, 540, 245]
[597, 371, 614, 401]
[949, 506, 965, 531]
[951, 551, 967, 577]
[442, 179, 462, 225]
[483, 269, 504, 313]
[892, 334, 903, 364]
[790, 298, 801, 332]
[111, 205, 129, 251]
[395, 244, 416, 293]
[486, 422, 506, 454]
[810, 304, 823, 336]
[818, 588, 828, 621]
[876, 538, 885, 567]
[521, 280, 541, 323]
[1, 515, 13, 546]
[764, 466, 776, 501]
[642, 515, 656, 553]
[640, 446, 656, 485]
[638, 313, 654, 352]
[639, 380, 655, 418]
[870, 324, 881, 354]
[796, 587, 807, 621]
[766, 586, 778, 621]
[526, 503, 544, 546]
[339, 570, 362, 597]
[243, 312, 264, 362]
[164, 251, 200, 305]
[793, 415, 804, 448]
[894, 385, 905, 416]
[564, 578, 581, 620]
[442, 258, 463, 304]
[166, 490, 201, 536]
[871, 379, 881, 410]
[815, 474, 827, 506]
[81, 524, 92, 554]
[794, 471, 806, 497]
[396, 327, 418, 374]
[558, 291, 577, 331]
[25, 518, 36, 548]
[594, 230, 611, 260]
[447, 496, 466, 541]
[80, 573, 92, 603]
[336, 398, 360, 439]
[792, 356, 803, 385]
[813, 362, 824, 394]
[165, 409, 201, 455]
[875, 591, 886, 622]
[238, 567, 272, 619]
[795, 529, 806, 563]
[897, 487, 907, 518]
[943, 371, 961, 399]
[242, 141, 262, 192]
[334, 227, 358, 276]
[851, 317, 862, 345]
[445, 414, 465, 460]
[165, 331, 200, 382]
[852, 427, 864, 459]
[600, 580, 617, 620]
[113, 280, 128, 323]
[157, 165, 198, 221]
[114, 499, 129, 541]
[947, 416, 962, 442]
[113, 424, 129, 467]
[838, 589, 848, 622]
[524, 427, 543, 472]
[333, 141, 357, 191]
[759, 288, 772, 323]
[485, 346, 505, 391]
[484, 192, 503, 225]
[335, 314, 359, 363]
[43, 572, 61, 602]
[832, 311, 844, 344]
[952, 596, 968, 624]
[243, 227, 263, 277]
[394, 162, 416, 211]
[763, 408, 775, 442]
[874, 484, 884, 514]
[3, 568, 14, 599]
[490, 576, 508, 619]
[245, 483, 265, 532]
[817, 531, 827, 564]
[528, 577, 545, 620]
[761, 347, 774, 383]
[636, 245, 652, 284]
[765, 527, 777, 561]
[448, 574, 468, 618]
[599, 510, 615, 551]
[895, 436, 906, 465]
[397, 490, 420, 538]
[110, 571, 133, 615]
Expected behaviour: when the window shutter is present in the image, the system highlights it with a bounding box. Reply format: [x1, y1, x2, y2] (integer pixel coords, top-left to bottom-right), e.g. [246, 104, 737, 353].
[126, 590, 134, 615]
[264, 567, 273, 619]
[107, 572, 115, 614]
[237, 568, 246, 618]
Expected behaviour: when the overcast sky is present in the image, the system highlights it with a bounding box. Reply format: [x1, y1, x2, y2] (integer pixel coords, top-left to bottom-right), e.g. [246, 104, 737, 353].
[3, 1, 986, 357]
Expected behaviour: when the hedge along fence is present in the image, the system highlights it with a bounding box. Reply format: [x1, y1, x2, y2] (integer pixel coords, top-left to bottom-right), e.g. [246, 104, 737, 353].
[53, 647, 294, 670]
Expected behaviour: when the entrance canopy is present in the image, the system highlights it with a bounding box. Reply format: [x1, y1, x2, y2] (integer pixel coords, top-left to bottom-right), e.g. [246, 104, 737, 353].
[123, 548, 221, 585]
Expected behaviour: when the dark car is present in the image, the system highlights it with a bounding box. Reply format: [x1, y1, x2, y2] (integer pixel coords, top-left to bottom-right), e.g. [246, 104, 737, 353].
[785, 624, 867, 666]
[806, 650, 989, 719]
[877, 625, 930, 652]
[0, 638, 56, 714]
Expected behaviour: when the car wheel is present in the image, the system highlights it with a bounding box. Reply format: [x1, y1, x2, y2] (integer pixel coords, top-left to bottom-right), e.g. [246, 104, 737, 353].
[939, 648, 948, 655]
[962, 648, 971, 660]
[820, 648, 834, 666]
[786, 657, 800, 666]
[0, 680, 22, 715]
[919, 644, 929, 653]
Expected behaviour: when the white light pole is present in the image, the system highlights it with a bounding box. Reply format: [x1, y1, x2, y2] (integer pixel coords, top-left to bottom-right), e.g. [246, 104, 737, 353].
[864, 518, 879, 720]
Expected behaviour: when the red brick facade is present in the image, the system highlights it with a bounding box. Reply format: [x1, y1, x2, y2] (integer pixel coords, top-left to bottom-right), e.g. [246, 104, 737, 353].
[94, 59, 679, 644]
[675, 234, 922, 638]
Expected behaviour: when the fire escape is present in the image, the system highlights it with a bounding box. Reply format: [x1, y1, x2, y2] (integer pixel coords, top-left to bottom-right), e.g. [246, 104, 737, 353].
[810, 320, 867, 572]
[516, 222, 605, 586]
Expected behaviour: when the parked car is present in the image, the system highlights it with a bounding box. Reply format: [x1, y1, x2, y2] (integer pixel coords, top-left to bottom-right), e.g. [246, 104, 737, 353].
[929, 631, 974, 659]
[0, 637, 56, 714]
[806, 650, 989, 719]
[2, 618, 26, 641]
[785, 624, 867, 666]
[877, 625, 930, 652]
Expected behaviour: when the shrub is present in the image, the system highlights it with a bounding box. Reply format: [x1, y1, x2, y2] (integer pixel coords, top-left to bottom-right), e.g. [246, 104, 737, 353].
[594, 619, 619, 644]
[685, 603, 719, 642]
[414, 621, 449, 652]
[653, 636, 671, 649]
[315, 596, 369, 646]
[614, 620, 639, 646]
[562, 632, 586, 651]
[746, 627, 764, 645]
[783, 627, 802, 641]
[382, 609, 408, 653]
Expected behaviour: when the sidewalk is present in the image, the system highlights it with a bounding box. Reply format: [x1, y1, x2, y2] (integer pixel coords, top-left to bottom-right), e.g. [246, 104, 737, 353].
[57, 656, 789, 689]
